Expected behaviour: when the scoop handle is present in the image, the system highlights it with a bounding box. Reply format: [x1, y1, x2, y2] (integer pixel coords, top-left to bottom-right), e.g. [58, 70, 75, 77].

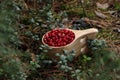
[71, 28, 98, 39]
[66, 28, 98, 57]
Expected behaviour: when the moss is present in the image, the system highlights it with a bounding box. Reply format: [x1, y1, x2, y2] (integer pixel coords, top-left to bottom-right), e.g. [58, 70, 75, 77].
[66, 8, 85, 18]
[86, 11, 96, 18]
[114, 3, 120, 10]
[97, 29, 119, 50]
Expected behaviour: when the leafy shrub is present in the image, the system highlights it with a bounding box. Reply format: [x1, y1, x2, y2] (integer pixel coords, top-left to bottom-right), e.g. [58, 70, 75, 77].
[0, 0, 27, 80]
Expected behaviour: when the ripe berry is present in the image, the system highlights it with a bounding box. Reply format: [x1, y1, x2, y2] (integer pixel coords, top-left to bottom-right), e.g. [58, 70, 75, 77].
[43, 28, 75, 47]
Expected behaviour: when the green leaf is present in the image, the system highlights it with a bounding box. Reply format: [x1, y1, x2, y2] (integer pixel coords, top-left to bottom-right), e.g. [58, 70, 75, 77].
[60, 54, 67, 61]
[67, 55, 74, 61]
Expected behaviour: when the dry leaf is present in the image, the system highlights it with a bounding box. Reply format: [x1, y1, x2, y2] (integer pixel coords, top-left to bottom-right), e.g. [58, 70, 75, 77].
[82, 17, 109, 29]
[113, 28, 120, 33]
[96, 2, 109, 10]
[95, 11, 108, 19]
[107, 11, 116, 14]
[31, 53, 36, 62]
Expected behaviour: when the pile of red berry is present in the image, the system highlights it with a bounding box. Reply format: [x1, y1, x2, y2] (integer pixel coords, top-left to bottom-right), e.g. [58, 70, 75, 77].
[43, 28, 75, 47]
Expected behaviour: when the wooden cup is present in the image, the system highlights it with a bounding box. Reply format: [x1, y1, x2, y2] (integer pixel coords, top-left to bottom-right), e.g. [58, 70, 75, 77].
[42, 28, 98, 59]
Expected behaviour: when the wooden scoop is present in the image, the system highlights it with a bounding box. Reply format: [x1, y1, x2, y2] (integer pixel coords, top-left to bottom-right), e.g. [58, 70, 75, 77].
[42, 28, 98, 59]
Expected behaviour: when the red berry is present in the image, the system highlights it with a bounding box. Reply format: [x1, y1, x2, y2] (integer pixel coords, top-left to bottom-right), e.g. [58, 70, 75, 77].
[43, 28, 75, 47]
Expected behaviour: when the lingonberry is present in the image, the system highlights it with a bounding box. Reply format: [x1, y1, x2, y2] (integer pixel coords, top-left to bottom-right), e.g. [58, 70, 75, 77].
[43, 28, 75, 47]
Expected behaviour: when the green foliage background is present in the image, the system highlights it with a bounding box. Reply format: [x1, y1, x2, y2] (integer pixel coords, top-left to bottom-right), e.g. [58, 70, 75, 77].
[0, 0, 27, 80]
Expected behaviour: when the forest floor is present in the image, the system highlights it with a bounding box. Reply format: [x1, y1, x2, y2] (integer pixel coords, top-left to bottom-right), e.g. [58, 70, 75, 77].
[52, 0, 120, 54]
